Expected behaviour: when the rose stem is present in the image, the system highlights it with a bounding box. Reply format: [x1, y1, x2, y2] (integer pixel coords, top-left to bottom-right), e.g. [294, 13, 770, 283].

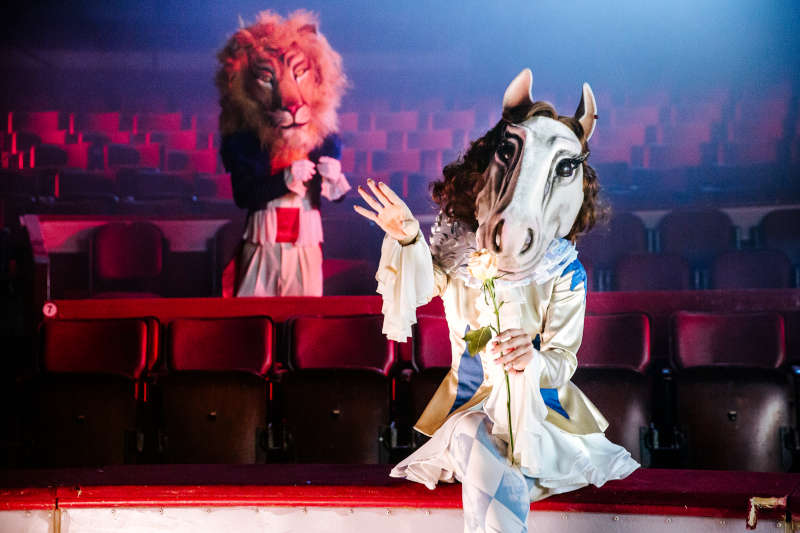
[488, 279, 515, 461]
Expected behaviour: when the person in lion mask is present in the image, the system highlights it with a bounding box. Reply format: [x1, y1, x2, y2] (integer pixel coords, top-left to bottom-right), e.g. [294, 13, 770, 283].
[216, 10, 350, 296]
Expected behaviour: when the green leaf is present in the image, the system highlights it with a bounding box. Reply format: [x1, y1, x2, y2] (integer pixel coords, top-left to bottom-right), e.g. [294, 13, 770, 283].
[463, 326, 493, 356]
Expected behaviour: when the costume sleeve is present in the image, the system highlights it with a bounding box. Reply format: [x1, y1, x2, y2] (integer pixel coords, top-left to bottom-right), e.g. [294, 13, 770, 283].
[537, 259, 587, 388]
[376, 232, 448, 342]
[220, 132, 290, 210]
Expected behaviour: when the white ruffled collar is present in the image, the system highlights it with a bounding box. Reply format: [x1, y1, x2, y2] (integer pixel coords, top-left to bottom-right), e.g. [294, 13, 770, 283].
[429, 212, 577, 289]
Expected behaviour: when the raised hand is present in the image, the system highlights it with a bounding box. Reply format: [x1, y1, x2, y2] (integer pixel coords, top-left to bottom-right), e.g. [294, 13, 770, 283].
[354, 179, 420, 244]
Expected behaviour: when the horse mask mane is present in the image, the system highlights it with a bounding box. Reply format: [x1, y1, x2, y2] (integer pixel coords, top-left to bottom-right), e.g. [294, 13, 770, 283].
[215, 10, 347, 169]
[474, 68, 597, 279]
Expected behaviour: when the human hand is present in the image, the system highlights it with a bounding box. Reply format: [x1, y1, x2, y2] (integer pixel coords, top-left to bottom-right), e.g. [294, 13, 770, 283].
[316, 156, 342, 181]
[353, 179, 420, 244]
[486, 328, 536, 373]
[285, 159, 315, 196]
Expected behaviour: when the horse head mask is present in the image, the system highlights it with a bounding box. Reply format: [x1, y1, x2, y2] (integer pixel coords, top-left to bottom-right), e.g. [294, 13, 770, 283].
[475, 69, 597, 279]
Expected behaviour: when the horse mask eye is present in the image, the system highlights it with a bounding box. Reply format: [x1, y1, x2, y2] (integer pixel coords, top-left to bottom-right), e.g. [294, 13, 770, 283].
[497, 140, 515, 163]
[555, 158, 577, 178]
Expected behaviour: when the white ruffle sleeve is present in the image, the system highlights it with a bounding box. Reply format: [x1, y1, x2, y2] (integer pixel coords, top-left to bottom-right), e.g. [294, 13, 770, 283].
[375, 233, 436, 342]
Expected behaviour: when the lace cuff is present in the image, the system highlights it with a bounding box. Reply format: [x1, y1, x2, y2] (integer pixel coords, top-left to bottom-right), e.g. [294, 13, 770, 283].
[376, 233, 435, 342]
[321, 172, 352, 201]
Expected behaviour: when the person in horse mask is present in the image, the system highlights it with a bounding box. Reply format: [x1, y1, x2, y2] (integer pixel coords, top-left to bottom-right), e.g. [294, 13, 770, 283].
[355, 69, 639, 533]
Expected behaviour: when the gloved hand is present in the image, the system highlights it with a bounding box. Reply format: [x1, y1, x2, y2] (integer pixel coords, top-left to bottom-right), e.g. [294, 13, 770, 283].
[284, 159, 315, 197]
[316, 156, 343, 182]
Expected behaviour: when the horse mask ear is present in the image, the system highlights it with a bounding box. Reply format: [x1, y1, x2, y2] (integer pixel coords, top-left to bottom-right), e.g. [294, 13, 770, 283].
[575, 82, 597, 141]
[502, 69, 535, 121]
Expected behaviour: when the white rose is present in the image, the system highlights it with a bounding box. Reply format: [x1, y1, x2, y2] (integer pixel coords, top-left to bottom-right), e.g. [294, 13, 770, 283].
[468, 248, 499, 282]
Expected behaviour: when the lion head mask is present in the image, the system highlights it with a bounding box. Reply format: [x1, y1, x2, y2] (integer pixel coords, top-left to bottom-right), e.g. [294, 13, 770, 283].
[216, 10, 347, 169]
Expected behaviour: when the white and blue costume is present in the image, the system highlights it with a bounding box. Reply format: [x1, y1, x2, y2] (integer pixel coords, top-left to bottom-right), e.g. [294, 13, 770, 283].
[378, 217, 639, 533]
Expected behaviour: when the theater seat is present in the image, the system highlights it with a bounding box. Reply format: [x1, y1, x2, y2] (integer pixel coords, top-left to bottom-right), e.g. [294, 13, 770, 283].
[90, 222, 165, 297]
[760, 209, 800, 267]
[578, 213, 647, 290]
[614, 252, 692, 291]
[283, 315, 395, 463]
[658, 208, 734, 270]
[572, 313, 651, 463]
[409, 315, 451, 423]
[712, 249, 793, 289]
[671, 311, 790, 471]
[28, 318, 158, 467]
[159, 317, 273, 464]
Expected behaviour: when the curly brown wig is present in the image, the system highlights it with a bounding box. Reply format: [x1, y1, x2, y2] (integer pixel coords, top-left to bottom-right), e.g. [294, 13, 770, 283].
[431, 102, 607, 242]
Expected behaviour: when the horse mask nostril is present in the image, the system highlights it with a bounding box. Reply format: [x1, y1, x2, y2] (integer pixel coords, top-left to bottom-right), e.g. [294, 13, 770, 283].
[492, 219, 505, 252]
[520, 228, 534, 255]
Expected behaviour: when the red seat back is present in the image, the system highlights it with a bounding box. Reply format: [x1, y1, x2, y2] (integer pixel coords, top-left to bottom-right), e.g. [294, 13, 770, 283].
[136, 112, 183, 133]
[615, 252, 691, 291]
[658, 209, 733, 266]
[579, 313, 651, 372]
[760, 209, 800, 263]
[672, 311, 785, 369]
[413, 315, 451, 371]
[289, 315, 394, 375]
[93, 222, 164, 280]
[578, 213, 647, 269]
[42, 318, 158, 379]
[168, 317, 273, 376]
[712, 249, 792, 289]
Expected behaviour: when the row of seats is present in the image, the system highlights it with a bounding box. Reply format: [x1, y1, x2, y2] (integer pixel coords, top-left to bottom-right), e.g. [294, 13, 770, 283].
[584, 249, 796, 291]
[14, 206, 799, 302]
[0, 168, 229, 207]
[578, 208, 800, 290]
[23, 309, 797, 472]
[5, 102, 799, 176]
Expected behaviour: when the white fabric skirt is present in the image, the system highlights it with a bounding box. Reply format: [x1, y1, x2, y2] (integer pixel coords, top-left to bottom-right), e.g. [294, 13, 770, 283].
[391, 405, 640, 502]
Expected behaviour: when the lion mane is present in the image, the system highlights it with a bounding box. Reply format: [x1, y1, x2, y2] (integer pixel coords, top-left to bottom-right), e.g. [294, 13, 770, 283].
[215, 10, 347, 169]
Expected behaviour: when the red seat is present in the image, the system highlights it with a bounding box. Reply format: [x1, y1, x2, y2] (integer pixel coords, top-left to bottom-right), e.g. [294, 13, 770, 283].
[614, 252, 691, 291]
[712, 249, 793, 289]
[407, 130, 454, 151]
[658, 208, 734, 269]
[160, 317, 273, 463]
[433, 110, 476, 131]
[342, 130, 387, 151]
[322, 258, 373, 295]
[83, 112, 122, 134]
[374, 111, 419, 132]
[116, 168, 194, 201]
[371, 150, 421, 174]
[338, 112, 359, 132]
[760, 209, 800, 265]
[409, 315, 451, 422]
[17, 111, 61, 136]
[573, 313, 651, 462]
[56, 170, 116, 200]
[283, 315, 395, 463]
[91, 222, 164, 297]
[104, 143, 161, 170]
[671, 311, 790, 471]
[166, 148, 219, 174]
[673, 312, 785, 369]
[135, 112, 183, 133]
[29, 318, 158, 467]
[151, 130, 197, 151]
[578, 212, 647, 289]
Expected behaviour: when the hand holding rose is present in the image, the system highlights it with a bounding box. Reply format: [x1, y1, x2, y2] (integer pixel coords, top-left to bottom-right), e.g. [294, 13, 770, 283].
[486, 328, 536, 373]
